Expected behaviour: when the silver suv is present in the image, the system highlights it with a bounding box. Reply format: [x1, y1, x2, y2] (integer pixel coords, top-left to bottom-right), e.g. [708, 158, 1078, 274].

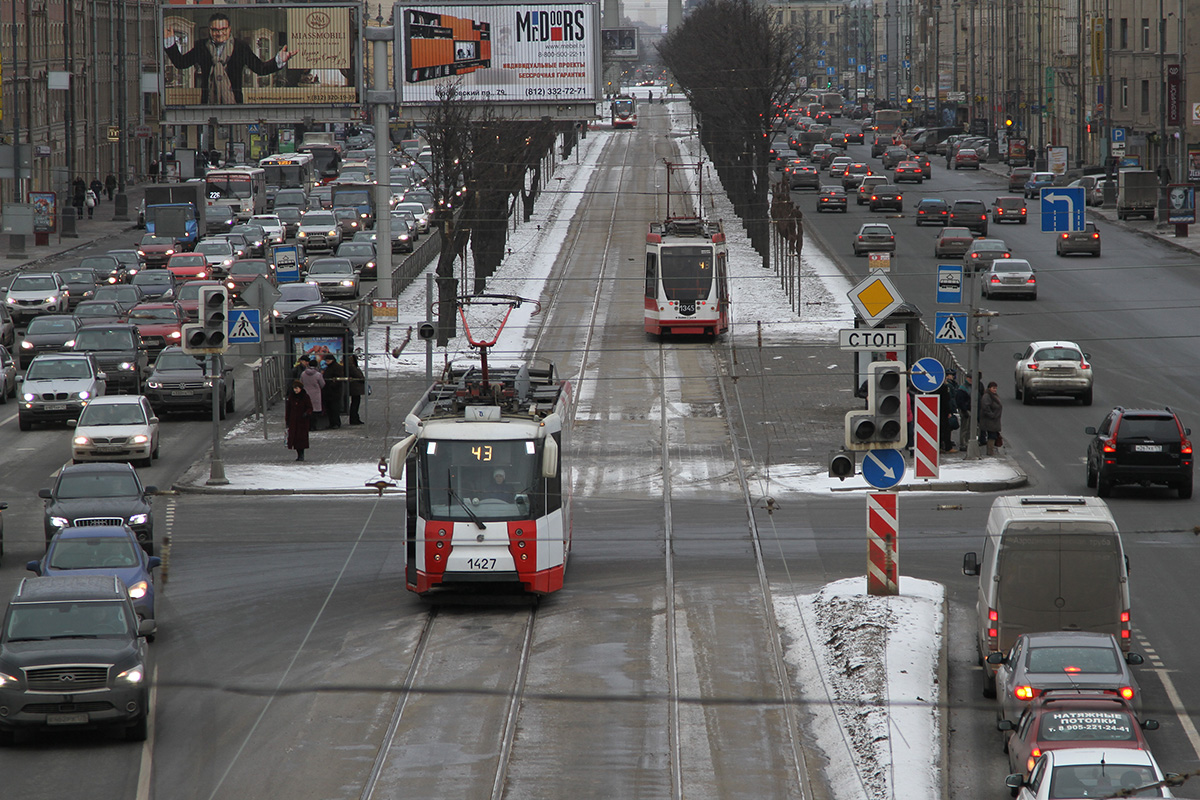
[5, 272, 69, 324]
[297, 210, 342, 254]
[18, 353, 107, 431]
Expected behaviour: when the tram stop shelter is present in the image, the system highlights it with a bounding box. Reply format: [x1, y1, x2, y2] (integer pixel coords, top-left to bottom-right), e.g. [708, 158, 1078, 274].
[280, 304, 358, 412]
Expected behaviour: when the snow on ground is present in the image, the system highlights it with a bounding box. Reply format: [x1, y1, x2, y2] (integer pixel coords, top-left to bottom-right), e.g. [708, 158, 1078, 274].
[775, 577, 945, 800]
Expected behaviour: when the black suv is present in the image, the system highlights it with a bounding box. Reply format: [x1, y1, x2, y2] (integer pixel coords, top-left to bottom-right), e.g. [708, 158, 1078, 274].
[0, 575, 152, 742]
[868, 184, 904, 212]
[41, 462, 157, 552]
[69, 324, 149, 394]
[1086, 407, 1193, 498]
[949, 199, 989, 236]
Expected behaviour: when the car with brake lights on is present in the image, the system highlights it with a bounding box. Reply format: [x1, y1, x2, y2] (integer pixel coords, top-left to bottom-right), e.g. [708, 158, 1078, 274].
[5, 273, 70, 325]
[1024, 171, 1057, 198]
[826, 130, 848, 149]
[868, 184, 903, 212]
[827, 156, 853, 178]
[1014, 341, 1093, 406]
[857, 175, 888, 205]
[27, 526, 161, 631]
[1085, 406, 1193, 498]
[1057, 222, 1102, 257]
[1004, 747, 1177, 800]
[953, 148, 981, 169]
[988, 631, 1144, 726]
[880, 146, 911, 169]
[853, 223, 896, 256]
[0, 574, 153, 742]
[999, 692, 1158, 780]
[912, 151, 932, 179]
[915, 198, 949, 225]
[893, 160, 924, 183]
[840, 162, 872, 190]
[786, 160, 820, 190]
[981, 258, 1037, 300]
[68, 394, 159, 467]
[964, 238, 1013, 272]
[843, 126, 864, 144]
[993, 195, 1028, 224]
[144, 346, 235, 417]
[950, 199, 990, 235]
[816, 185, 848, 212]
[18, 316, 84, 368]
[934, 226, 976, 258]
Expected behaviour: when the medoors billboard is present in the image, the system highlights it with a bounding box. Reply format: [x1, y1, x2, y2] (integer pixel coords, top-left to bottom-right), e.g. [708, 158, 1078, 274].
[395, 2, 601, 104]
[161, 4, 361, 109]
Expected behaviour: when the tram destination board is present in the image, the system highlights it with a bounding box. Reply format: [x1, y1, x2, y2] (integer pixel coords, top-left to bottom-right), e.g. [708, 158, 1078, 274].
[839, 328, 907, 351]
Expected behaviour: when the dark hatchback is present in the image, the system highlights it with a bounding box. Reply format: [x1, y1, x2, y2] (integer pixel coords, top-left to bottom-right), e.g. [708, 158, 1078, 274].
[915, 198, 949, 226]
[1086, 407, 1193, 498]
[40, 462, 157, 551]
[18, 315, 84, 368]
[58, 268, 105, 308]
[869, 184, 904, 212]
[816, 185, 848, 212]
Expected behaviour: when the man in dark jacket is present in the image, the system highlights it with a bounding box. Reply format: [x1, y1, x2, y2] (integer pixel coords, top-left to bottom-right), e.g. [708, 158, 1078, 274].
[164, 13, 297, 105]
[346, 354, 365, 425]
[321, 354, 344, 429]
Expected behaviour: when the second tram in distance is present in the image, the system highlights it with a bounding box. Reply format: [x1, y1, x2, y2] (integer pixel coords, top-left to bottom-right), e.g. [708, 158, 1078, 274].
[643, 217, 730, 337]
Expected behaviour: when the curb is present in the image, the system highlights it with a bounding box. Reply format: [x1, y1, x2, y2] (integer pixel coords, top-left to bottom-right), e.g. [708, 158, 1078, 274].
[170, 482, 402, 496]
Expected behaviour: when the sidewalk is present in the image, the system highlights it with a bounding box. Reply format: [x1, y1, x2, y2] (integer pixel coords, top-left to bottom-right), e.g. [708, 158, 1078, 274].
[979, 159, 1200, 258]
[1, 184, 149, 269]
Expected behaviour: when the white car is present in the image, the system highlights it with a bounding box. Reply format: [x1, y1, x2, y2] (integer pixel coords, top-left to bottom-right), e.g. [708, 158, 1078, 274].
[5, 272, 70, 324]
[193, 240, 237, 274]
[297, 210, 342, 254]
[303, 257, 359, 299]
[1006, 747, 1176, 800]
[1013, 340, 1093, 405]
[249, 214, 287, 245]
[271, 282, 324, 330]
[70, 394, 160, 468]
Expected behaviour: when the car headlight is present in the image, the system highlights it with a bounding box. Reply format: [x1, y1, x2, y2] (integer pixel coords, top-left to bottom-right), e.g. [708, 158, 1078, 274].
[328, 230, 338, 237]
[203, 378, 214, 388]
[128, 513, 149, 525]
[297, 231, 307, 237]
[166, 249, 175, 256]
[197, 271, 207, 279]
[340, 280, 355, 287]
[73, 435, 92, 446]
[23, 392, 36, 402]
[45, 295, 58, 303]
[50, 516, 70, 529]
[127, 580, 149, 600]
[137, 250, 146, 256]
[117, 665, 145, 685]
[366, 261, 376, 269]
[147, 379, 162, 389]
[272, 309, 281, 317]
[226, 282, 236, 290]
[77, 390, 91, 400]
[20, 340, 33, 349]
[119, 362, 135, 371]
[222, 259, 233, 266]
[0, 672, 20, 687]
[131, 434, 149, 444]
[169, 331, 181, 339]
[399, 234, 410, 240]
[65, 339, 76, 347]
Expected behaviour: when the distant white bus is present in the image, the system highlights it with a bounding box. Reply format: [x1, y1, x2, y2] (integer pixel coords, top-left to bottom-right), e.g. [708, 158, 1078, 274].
[206, 166, 267, 221]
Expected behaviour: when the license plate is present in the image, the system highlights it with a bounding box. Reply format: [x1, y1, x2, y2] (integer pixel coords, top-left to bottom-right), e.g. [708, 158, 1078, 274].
[47, 404, 66, 411]
[98, 445, 123, 451]
[46, 712, 89, 726]
[171, 390, 195, 396]
[1135, 444, 1162, 452]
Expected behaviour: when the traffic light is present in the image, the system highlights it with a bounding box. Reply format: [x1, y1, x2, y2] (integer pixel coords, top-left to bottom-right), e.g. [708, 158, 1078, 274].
[844, 361, 908, 450]
[829, 450, 856, 480]
[181, 286, 229, 354]
[1005, 117, 1014, 128]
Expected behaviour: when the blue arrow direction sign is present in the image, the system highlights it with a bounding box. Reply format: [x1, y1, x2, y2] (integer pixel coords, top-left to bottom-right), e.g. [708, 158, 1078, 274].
[228, 309, 261, 344]
[910, 357, 946, 393]
[863, 449, 906, 489]
[936, 264, 963, 304]
[934, 312, 967, 344]
[1040, 187, 1086, 232]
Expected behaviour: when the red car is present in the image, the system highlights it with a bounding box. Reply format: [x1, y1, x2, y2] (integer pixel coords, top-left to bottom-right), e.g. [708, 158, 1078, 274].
[175, 280, 224, 321]
[166, 253, 212, 282]
[1000, 692, 1158, 779]
[136, 234, 178, 269]
[224, 258, 276, 304]
[954, 148, 981, 169]
[125, 301, 186, 355]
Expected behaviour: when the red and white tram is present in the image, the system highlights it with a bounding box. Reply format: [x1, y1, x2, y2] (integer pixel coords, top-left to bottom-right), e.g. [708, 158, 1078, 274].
[611, 94, 637, 128]
[643, 217, 730, 337]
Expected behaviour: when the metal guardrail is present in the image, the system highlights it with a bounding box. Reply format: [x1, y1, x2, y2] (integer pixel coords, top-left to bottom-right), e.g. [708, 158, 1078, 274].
[251, 354, 289, 412]
[389, 228, 442, 295]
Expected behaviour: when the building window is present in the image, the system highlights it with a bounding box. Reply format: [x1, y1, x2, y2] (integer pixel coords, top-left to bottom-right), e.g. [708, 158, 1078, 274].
[1141, 19, 1150, 49]
[1140, 79, 1150, 113]
[1120, 78, 1128, 109]
[1120, 18, 1128, 49]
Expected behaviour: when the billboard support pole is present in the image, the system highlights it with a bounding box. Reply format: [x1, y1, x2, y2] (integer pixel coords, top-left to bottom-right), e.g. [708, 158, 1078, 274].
[367, 23, 395, 299]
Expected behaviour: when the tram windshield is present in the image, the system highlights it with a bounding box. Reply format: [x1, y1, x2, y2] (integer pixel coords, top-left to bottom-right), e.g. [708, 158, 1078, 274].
[660, 245, 713, 303]
[420, 439, 543, 521]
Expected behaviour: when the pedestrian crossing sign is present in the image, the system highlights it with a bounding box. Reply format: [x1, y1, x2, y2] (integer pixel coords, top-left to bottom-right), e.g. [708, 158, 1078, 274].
[228, 309, 261, 344]
[934, 312, 967, 344]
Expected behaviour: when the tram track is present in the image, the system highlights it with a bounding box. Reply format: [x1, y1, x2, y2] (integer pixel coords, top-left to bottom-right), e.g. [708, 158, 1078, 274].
[358, 123, 633, 799]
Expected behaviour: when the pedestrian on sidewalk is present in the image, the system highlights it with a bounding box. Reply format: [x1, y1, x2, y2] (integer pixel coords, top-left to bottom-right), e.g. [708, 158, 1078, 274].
[285, 380, 313, 461]
[980, 381, 1004, 455]
[321, 354, 344, 429]
[104, 174, 117, 200]
[149, 160, 159, 183]
[291, 354, 311, 382]
[940, 370, 959, 452]
[84, 188, 99, 219]
[300, 358, 325, 423]
[72, 178, 86, 219]
[955, 372, 973, 450]
[346, 353, 365, 425]
[89, 178, 104, 202]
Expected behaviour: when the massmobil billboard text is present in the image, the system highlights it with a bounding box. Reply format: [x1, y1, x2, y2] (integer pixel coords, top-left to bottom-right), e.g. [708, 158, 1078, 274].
[160, 4, 362, 110]
[395, 1, 601, 105]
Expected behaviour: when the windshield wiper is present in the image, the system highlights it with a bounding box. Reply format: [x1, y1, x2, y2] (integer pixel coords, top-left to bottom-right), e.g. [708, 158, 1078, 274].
[447, 469, 486, 530]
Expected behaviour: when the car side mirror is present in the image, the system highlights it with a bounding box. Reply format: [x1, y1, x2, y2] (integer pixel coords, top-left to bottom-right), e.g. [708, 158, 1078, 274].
[144, 485, 158, 495]
[148, 556, 162, 570]
[1126, 652, 1144, 665]
[97, 371, 108, 381]
[26, 560, 43, 575]
[986, 652, 1006, 665]
[1142, 719, 1160, 731]
[137, 619, 156, 638]
[963, 552, 979, 576]
[997, 719, 1014, 732]
[1005, 775, 1026, 791]
[1085, 426, 1097, 435]
[149, 417, 159, 425]
[1013, 353, 1021, 360]
[67, 419, 78, 427]
[38, 488, 52, 499]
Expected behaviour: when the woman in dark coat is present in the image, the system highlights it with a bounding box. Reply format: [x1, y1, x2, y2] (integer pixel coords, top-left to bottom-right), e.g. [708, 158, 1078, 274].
[285, 379, 313, 461]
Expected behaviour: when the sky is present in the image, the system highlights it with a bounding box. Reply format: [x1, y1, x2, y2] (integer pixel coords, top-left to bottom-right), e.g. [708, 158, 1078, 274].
[202, 85, 1020, 799]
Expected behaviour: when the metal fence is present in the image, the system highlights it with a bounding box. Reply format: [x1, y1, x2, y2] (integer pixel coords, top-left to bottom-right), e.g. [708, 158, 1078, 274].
[251, 354, 290, 412]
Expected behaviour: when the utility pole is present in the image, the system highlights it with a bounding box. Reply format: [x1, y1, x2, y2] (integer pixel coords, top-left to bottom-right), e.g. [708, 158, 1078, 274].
[114, 0, 130, 221]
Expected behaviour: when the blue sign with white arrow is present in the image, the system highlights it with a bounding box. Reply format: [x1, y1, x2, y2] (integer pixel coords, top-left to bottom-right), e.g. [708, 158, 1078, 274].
[910, 357, 946, 393]
[1040, 186, 1086, 233]
[863, 449, 906, 489]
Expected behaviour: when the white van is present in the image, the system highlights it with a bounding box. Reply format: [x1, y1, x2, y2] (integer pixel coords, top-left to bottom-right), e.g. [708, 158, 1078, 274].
[962, 496, 1131, 697]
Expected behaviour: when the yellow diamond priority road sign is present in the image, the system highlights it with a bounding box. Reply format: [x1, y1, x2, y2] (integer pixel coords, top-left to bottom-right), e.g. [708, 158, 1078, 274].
[848, 273, 905, 328]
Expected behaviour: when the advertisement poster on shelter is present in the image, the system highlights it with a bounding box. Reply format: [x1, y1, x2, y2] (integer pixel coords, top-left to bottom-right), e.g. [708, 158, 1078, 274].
[396, 2, 600, 104]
